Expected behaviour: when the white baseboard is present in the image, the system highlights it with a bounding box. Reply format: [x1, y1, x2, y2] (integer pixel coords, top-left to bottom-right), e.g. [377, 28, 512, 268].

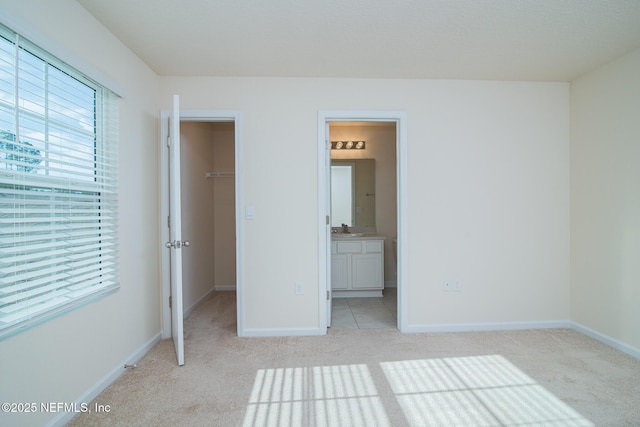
[570, 321, 640, 360]
[184, 286, 216, 318]
[214, 284, 236, 291]
[47, 332, 162, 427]
[404, 320, 571, 334]
[240, 327, 325, 337]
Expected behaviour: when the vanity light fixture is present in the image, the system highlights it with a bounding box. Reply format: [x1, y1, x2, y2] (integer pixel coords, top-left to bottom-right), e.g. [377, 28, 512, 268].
[330, 140, 366, 150]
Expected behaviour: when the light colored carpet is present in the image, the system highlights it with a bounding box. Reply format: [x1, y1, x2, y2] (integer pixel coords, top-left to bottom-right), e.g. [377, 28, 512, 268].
[68, 291, 640, 426]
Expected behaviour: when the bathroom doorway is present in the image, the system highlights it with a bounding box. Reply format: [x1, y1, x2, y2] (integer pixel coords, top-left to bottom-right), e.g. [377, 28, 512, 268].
[318, 111, 408, 333]
[330, 121, 397, 328]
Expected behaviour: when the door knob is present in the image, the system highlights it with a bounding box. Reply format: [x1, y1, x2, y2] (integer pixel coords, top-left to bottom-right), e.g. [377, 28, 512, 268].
[165, 240, 189, 249]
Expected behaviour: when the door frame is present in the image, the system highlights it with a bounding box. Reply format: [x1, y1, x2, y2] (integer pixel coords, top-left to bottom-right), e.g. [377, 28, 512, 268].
[318, 110, 408, 332]
[160, 109, 244, 339]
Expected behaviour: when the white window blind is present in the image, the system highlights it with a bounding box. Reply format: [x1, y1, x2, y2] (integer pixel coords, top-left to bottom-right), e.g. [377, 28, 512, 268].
[0, 24, 119, 340]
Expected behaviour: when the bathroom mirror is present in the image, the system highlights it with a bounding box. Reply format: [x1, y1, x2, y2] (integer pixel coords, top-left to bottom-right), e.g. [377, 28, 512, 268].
[331, 159, 375, 228]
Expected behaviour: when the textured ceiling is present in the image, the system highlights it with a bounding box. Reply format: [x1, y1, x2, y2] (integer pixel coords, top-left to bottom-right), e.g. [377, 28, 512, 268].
[77, 0, 640, 81]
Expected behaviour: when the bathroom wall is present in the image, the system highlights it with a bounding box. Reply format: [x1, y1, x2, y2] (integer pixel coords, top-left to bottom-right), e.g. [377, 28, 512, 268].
[330, 123, 398, 285]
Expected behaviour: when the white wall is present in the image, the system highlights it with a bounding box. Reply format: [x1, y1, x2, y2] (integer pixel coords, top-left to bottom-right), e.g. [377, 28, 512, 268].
[0, 2, 161, 426]
[570, 48, 640, 350]
[159, 77, 570, 332]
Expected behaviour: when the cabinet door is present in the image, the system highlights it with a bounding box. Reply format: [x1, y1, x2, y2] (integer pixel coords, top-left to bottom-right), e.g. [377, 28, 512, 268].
[351, 253, 383, 289]
[331, 254, 349, 290]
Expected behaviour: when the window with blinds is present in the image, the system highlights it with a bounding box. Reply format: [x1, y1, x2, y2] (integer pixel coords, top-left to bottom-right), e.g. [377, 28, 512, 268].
[0, 24, 119, 340]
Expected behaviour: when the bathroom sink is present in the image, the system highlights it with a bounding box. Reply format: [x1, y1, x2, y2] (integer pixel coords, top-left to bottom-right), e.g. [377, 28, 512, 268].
[333, 233, 365, 237]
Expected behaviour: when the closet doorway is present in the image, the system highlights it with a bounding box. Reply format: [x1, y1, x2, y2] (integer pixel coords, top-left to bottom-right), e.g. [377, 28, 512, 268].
[160, 109, 244, 348]
[180, 121, 236, 313]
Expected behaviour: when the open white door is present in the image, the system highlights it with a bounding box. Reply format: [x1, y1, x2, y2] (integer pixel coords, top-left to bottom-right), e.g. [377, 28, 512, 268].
[167, 94, 186, 366]
[325, 121, 332, 327]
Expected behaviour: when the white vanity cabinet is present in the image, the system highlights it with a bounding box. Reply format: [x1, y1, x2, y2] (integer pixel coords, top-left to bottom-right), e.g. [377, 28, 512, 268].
[331, 236, 385, 297]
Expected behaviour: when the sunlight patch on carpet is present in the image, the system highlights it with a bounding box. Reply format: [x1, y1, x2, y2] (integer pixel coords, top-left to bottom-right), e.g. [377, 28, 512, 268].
[380, 354, 594, 426]
[242, 354, 593, 426]
[242, 364, 390, 427]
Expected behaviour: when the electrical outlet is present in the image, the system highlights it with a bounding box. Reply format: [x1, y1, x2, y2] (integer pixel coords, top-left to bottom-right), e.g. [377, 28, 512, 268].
[295, 281, 304, 295]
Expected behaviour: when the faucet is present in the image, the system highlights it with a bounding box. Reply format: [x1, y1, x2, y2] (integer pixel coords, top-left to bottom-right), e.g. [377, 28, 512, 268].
[341, 223, 349, 233]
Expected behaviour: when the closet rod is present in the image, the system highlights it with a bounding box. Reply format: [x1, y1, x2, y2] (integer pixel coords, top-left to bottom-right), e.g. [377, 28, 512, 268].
[205, 172, 234, 178]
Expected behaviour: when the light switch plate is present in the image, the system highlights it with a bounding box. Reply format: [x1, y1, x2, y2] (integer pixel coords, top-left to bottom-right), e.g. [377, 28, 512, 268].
[245, 205, 255, 220]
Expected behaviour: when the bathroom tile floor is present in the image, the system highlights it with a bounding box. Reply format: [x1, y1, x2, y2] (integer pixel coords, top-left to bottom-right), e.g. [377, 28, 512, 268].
[330, 287, 397, 329]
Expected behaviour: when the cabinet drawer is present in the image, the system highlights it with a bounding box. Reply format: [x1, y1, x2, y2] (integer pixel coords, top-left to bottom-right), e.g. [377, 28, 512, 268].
[365, 240, 383, 253]
[336, 241, 362, 253]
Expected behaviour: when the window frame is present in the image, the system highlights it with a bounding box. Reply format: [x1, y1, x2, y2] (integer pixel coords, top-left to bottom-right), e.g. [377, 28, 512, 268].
[0, 23, 119, 340]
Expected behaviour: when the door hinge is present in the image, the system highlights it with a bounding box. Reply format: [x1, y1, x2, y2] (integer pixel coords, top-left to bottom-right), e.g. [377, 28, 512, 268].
[167, 215, 171, 228]
[326, 290, 330, 300]
[169, 296, 172, 308]
[326, 215, 330, 225]
[167, 117, 171, 146]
